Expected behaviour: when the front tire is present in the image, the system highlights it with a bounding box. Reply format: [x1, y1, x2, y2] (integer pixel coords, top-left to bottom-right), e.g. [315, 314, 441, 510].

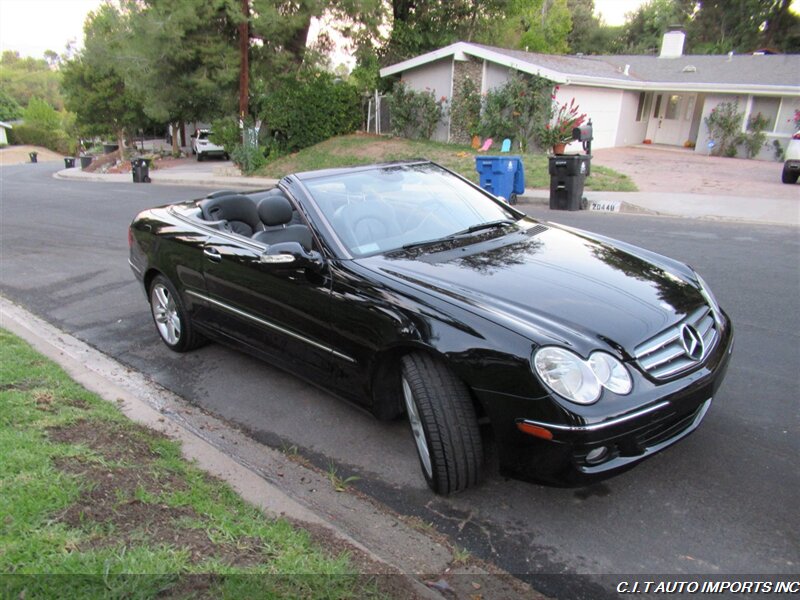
[401, 353, 483, 495]
[782, 164, 798, 184]
[197, 152, 204, 162]
[149, 275, 203, 352]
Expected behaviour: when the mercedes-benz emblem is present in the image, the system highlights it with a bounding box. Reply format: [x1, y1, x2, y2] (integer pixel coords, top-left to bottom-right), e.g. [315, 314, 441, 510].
[680, 324, 705, 361]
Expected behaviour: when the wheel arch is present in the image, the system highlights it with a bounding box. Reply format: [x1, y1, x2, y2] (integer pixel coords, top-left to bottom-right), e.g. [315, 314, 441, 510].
[369, 343, 487, 422]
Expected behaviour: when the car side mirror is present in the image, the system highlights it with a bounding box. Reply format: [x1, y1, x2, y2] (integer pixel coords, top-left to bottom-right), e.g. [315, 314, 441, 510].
[260, 242, 324, 271]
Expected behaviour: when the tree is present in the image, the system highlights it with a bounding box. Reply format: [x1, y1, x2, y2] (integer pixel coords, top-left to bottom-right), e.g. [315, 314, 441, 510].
[621, 0, 691, 54]
[511, 0, 573, 53]
[22, 97, 61, 130]
[61, 4, 151, 150]
[567, 0, 622, 54]
[379, 0, 510, 65]
[687, 0, 800, 54]
[126, 0, 241, 152]
[0, 89, 23, 121]
[0, 51, 64, 109]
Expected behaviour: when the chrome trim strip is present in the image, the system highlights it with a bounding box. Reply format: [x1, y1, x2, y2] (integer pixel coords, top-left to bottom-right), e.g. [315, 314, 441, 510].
[185, 290, 356, 364]
[128, 259, 142, 275]
[519, 401, 670, 433]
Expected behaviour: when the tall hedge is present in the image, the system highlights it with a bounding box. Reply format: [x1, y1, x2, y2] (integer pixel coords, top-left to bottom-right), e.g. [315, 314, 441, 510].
[259, 73, 361, 155]
[7, 124, 75, 155]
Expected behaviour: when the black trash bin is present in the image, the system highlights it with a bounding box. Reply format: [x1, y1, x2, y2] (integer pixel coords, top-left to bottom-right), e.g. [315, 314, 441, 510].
[29, 152, 38, 163]
[131, 158, 152, 183]
[64, 157, 76, 168]
[80, 155, 93, 169]
[548, 154, 591, 211]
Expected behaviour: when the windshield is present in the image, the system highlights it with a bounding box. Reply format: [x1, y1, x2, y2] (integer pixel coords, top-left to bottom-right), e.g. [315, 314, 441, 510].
[198, 131, 210, 140]
[302, 163, 517, 257]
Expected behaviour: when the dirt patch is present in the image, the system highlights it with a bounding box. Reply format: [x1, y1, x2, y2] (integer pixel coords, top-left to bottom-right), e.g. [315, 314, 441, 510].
[48, 419, 162, 464]
[48, 419, 269, 567]
[0, 378, 48, 391]
[0, 145, 64, 165]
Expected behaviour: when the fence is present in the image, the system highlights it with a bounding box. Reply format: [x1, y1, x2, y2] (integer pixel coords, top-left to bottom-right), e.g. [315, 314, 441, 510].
[364, 92, 391, 135]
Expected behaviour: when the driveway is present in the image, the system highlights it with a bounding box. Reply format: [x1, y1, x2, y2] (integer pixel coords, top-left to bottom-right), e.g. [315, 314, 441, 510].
[592, 146, 797, 199]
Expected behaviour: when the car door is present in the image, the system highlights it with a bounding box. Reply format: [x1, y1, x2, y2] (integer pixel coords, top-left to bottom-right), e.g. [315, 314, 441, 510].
[197, 229, 335, 377]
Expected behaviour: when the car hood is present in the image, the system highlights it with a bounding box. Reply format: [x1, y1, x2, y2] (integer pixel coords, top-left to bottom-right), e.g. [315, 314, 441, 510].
[356, 221, 706, 354]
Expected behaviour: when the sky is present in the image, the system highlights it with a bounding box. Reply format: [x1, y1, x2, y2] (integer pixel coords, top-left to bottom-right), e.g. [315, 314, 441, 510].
[1, 0, 652, 62]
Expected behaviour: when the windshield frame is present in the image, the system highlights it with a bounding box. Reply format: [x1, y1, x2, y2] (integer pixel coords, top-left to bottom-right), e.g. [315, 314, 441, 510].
[294, 161, 527, 260]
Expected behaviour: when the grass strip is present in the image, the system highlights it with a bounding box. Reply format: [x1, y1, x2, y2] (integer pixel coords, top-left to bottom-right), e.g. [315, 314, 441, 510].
[0, 328, 386, 599]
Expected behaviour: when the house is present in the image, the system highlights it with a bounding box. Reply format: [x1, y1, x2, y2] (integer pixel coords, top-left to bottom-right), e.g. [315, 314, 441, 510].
[379, 32, 800, 158]
[0, 121, 11, 146]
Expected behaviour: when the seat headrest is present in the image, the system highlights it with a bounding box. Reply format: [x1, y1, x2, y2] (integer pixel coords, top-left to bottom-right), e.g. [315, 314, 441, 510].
[258, 194, 293, 227]
[200, 194, 260, 227]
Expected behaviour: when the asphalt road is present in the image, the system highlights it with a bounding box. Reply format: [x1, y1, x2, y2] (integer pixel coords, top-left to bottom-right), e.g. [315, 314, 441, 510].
[2, 163, 798, 596]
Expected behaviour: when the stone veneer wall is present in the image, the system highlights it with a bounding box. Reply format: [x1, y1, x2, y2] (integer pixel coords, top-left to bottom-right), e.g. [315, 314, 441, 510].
[450, 58, 484, 144]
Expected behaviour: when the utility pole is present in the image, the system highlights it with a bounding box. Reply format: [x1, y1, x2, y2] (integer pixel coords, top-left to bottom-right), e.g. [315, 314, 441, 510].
[238, 0, 249, 118]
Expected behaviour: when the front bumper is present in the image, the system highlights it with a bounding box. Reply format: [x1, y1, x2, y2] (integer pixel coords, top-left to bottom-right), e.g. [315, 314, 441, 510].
[483, 324, 734, 483]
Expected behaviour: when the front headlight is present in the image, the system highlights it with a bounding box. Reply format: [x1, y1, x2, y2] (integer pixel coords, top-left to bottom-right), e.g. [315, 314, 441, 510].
[533, 347, 632, 405]
[695, 272, 722, 322]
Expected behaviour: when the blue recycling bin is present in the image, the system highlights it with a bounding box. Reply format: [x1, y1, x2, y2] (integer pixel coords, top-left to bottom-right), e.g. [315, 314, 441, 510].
[475, 155, 525, 204]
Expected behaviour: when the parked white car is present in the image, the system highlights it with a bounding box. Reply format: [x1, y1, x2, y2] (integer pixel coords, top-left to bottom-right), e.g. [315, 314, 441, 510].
[783, 132, 800, 184]
[191, 129, 228, 162]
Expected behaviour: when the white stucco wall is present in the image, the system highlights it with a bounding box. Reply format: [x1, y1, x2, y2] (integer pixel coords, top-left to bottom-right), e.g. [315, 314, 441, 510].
[400, 57, 454, 142]
[555, 85, 624, 151]
[615, 91, 649, 147]
[484, 61, 510, 92]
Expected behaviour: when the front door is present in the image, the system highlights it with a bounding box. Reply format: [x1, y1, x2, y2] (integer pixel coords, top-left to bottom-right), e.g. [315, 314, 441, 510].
[650, 93, 693, 146]
[198, 231, 334, 377]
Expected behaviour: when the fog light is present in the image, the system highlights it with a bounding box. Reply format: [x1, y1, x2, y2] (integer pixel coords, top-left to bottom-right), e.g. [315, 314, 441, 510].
[585, 446, 609, 465]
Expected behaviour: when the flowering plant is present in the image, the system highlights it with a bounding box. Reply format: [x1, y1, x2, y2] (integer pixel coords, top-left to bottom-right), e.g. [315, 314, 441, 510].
[539, 97, 587, 148]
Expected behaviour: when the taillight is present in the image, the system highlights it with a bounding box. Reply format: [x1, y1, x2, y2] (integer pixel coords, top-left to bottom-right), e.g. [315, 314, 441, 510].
[793, 132, 800, 140]
[128, 227, 134, 248]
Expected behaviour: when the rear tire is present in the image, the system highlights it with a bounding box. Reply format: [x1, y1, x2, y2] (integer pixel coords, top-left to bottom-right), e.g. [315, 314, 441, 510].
[149, 275, 204, 352]
[782, 164, 798, 184]
[197, 153, 204, 162]
[401, 353, 483, 495]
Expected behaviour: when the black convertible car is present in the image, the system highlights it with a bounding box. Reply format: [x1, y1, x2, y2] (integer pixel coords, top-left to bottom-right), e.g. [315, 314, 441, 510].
[129, 161, 733, 494]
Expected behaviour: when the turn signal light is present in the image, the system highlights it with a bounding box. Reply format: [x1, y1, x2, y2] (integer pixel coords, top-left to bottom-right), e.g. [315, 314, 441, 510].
[516, 422, 553, 440]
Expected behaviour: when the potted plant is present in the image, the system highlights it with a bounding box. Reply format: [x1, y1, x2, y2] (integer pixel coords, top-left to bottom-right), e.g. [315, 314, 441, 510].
[540, 97, 586, 154]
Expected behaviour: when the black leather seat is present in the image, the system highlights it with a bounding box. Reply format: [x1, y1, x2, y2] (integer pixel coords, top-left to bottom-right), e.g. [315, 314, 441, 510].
[253, 193, 313, 250]
[199, 194, 262, 237]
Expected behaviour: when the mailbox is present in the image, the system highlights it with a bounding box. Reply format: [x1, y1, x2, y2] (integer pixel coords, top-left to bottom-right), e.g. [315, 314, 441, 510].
[572, 124, 593, 142]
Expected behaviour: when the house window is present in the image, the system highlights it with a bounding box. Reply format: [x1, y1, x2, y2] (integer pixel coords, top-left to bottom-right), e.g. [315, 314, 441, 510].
[748, 96, 780, 132]
[636, 92, 652, 122]
[653, 95, 662, 119]
[665, 94, 682, 120]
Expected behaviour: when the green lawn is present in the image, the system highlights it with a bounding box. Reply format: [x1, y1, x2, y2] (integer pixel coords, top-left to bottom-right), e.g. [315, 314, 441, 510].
[256, 134, 637, 192]
[0, 329, 383, 599]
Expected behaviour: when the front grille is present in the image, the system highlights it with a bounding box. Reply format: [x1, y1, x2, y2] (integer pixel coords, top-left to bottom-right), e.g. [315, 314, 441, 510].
[633, 405, 702, 448]
[634, 305, 718, 380]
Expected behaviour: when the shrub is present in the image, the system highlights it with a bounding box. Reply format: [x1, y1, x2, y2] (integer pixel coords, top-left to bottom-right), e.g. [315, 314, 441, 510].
[741, 112, 769, 159]
[388, 83, 446, 140]
[23, 97, 61, 131]
[209, 116, 242, 152]
[772, 139, 785, 162]
[258, 71, 362, 155]
[478, 73, 553, 152]
[704, 102, 744, 157]
[8, 123, 75, 154]
[230, 144, 266, 175]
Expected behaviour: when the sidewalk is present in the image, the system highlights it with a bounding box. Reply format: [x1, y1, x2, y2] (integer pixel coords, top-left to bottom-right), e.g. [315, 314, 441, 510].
[55, 163, 799, 227]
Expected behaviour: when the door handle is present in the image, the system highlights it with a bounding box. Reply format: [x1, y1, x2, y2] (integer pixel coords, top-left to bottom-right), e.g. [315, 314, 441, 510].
[203, 247, 222, 262]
